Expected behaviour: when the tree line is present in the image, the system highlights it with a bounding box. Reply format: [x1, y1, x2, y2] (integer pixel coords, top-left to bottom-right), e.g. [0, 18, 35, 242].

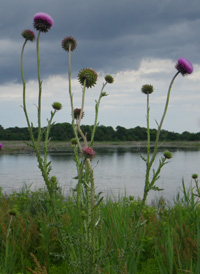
[0, 123, 200, 142]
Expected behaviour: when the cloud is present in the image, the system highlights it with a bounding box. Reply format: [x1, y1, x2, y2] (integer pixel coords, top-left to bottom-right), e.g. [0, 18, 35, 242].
[1, 57, 199, 133]
[0, 0, 200, 132]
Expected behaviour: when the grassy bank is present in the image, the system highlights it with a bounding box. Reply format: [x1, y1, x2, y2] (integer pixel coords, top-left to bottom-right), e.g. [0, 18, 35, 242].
[0, 183, 200, 273]
[1, 140, 200, 154]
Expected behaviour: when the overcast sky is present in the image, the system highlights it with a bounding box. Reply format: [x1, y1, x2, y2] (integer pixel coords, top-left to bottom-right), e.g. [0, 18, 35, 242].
[0, 0, 200, 133]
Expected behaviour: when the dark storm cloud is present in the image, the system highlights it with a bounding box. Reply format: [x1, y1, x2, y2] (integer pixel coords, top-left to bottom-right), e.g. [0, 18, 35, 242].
[0, 0, 200, 83]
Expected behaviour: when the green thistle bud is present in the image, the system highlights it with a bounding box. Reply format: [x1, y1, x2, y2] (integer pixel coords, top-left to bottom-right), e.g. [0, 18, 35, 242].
[163, 150, 173, 159]
[71, 138, 78, 145]
[78, 68, 98, 88]
[141, 84, 154, 95]
[9, 209, 18, 216]
[21, 30, 35, 42]
[50, 176, 58, 190]
[62, 36, 77, 52]
[105, 75, 114, 84]
[101, 91, 108, 97]
[52, 102, 62, 111]
[192, 174, 198, 180]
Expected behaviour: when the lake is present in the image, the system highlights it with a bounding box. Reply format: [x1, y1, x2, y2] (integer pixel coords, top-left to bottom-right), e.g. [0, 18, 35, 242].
[1, 148, 200, 203]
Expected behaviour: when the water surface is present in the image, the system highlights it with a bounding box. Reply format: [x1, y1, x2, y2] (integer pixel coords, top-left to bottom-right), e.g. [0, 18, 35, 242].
[1, 148, 200, 203]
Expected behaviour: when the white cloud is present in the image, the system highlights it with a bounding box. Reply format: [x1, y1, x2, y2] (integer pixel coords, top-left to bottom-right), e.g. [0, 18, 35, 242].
[0, 57, 200, 132]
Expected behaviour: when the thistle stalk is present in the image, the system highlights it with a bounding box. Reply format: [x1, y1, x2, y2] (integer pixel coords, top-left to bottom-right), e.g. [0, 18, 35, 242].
[149, 71, 179, 170]
[77, 80, 88, 147]
[68, 43, 81, 150]
[36, 30, 42, 144]
[90, 82, 107, 147]
[21, 39, 37, 150]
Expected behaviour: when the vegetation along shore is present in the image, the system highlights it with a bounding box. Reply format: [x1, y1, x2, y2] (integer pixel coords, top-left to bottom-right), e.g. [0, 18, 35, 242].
[1, 140, 200, 154]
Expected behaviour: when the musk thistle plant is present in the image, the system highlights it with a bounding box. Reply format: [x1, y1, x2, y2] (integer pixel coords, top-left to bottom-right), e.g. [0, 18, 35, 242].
[62, 35, 114, 272]
[21, 17, 114, 272]
[21, 12, 67, 256]
[141, 57, 193, 207]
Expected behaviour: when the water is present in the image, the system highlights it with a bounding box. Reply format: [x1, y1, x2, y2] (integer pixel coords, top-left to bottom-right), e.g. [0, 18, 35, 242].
[1, 148, 200, 203]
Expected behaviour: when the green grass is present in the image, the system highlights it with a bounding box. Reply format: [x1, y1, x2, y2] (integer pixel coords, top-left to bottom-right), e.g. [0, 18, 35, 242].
[0, 183, 200, 273]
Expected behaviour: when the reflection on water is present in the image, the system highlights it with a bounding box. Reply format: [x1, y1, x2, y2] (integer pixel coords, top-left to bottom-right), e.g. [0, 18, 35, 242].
[1, 148, 200, 203]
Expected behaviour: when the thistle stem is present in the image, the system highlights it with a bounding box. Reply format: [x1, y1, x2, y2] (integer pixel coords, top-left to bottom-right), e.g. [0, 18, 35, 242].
[68, 43, 81, 150]
[21, 40, 37, 149]
[77, 80, 88, 147]
[142, 93, 150, 204]
[36, 30, 42, 144]
[21, 40, 31, 129]
[90, 82, 107, 147]
[149, 71, 179, 169]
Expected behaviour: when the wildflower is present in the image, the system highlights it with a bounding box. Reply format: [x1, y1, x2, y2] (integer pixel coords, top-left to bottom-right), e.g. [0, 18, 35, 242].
[141, 84, 154, 95]
[175, 58, 193, 76]
[163, 150, 173, 159]
[192, 174, 198, 180]
[74, 108, 84, 119]
[33, 12, 54, 32]
[82, 147, 95, 159]
[101, 91, 108, 97]
[62, 36, 77, 52]
[21, 30, 35, 42]
[9, 209, 18, 216]
[71, 138, 78, 145]
[52, 102, 62, 111]
[105, 75, 114, 84]
[0, 143, 3, 150]
[50, 176, 59, 190]
[78, 68, 98, 88]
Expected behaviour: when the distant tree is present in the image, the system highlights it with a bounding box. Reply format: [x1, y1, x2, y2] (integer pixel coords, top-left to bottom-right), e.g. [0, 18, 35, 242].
[116, 126, 129, 141]
[1, 123, 200, 142]
[50, 123, 73, 141]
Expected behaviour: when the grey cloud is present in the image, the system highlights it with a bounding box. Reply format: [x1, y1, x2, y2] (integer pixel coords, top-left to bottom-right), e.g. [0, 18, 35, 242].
[0, 0, 200, 84]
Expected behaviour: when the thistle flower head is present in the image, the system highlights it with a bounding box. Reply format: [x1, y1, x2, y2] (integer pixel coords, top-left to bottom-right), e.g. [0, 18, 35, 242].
[101, 91, 108, 97]
[21, 29, 35, 42]
[78, 68, 98, 88]
[71, 138, 78, 146]
[82, 147, 95, 159]
[33, 12, 54, 32]
[9, 209, 18, 216]
[0, 143, 3, 150]
[105, 75, 114, 84]
[74, 108, 84, 119]
[175, 58, 193, 76]
[192, 173, 198, 180]
[52, 102, 62, 111]
[163, 150, 173, 159]
[62, 36, 77, 52]
[141, 84, 154, 95]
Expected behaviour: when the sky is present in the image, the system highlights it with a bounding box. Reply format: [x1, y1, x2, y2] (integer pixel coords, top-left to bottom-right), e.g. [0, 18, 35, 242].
[1, 0, 200, 133]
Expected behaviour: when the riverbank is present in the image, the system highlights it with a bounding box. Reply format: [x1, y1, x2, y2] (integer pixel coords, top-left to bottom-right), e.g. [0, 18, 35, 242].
[0, 140, 200, 154]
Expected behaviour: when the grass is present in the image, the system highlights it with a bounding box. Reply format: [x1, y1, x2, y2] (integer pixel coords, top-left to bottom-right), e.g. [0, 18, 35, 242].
[0, 182, 200, 273]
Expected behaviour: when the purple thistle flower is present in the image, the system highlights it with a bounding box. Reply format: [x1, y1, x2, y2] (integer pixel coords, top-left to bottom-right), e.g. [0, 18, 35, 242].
[33, 12, 54, 32]
[82, 147, 95, 159]
[0, 143, 3, 150]
[21, 30, 35, 42]
[175, 58, 193, 76]
[74, 108, 84, 119]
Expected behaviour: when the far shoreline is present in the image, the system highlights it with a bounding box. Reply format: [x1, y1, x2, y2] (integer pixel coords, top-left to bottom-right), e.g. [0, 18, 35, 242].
[0, 140, 200, 154]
